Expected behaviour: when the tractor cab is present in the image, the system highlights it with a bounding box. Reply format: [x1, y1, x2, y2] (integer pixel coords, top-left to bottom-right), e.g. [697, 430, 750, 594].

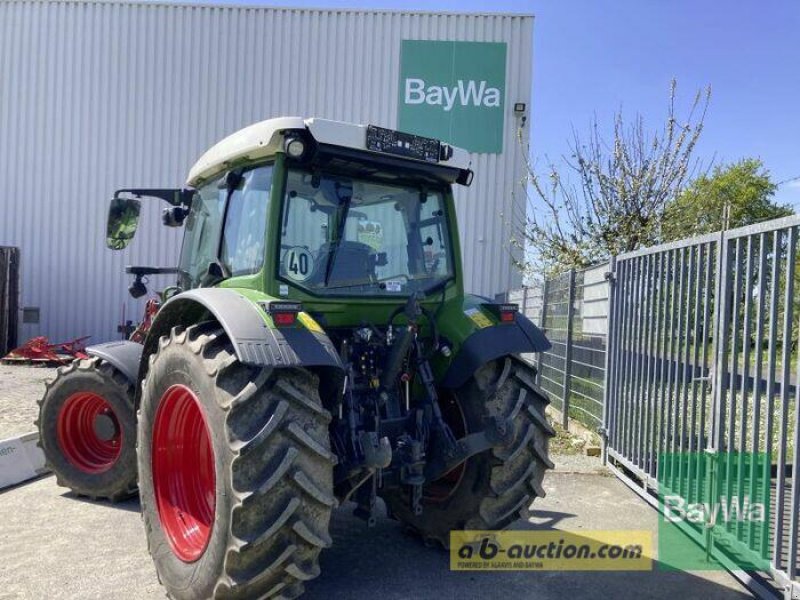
[106, 118, 473, 312]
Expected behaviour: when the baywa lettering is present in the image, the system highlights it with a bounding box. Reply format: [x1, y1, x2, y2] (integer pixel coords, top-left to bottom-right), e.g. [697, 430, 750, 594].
[663, 495, 766, 526]
[403, 78, 501, 111]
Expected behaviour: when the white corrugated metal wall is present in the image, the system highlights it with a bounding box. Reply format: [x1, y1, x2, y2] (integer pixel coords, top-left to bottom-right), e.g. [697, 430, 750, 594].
[0, 0, 533, 344]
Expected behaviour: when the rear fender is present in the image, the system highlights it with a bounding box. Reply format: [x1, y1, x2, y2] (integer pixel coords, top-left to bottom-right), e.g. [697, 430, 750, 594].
[138, 288, 342, 391]
[438, 297, 550, 389]
[86, 340, 142, 384]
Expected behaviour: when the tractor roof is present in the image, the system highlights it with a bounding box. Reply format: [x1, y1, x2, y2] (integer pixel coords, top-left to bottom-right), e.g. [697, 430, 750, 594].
[186, 117, 472, 187]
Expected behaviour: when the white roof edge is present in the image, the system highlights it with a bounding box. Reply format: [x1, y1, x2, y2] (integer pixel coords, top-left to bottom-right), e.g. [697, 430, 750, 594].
[186, 116, 471, 187]
[186, 116, 305, 186]
[26, 0, 534, 20]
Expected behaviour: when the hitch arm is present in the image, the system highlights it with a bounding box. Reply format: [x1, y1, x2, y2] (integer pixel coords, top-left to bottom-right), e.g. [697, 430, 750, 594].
[423, 415, 513, 482]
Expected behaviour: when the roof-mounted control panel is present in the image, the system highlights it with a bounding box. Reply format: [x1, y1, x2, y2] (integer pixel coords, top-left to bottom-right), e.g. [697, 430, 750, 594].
[365, 125, 444, 164]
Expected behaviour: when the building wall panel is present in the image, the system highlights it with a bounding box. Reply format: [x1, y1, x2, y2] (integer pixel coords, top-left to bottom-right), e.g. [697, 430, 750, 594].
[0, 0, 533, 343]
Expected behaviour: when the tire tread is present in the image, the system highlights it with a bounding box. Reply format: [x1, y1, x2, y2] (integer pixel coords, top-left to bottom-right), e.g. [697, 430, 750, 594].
[140, 322, 333, 600]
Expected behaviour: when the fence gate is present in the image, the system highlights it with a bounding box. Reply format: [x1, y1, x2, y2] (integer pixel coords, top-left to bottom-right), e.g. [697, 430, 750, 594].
[604, 215, 800, 598]
[0, 247, 20, 357]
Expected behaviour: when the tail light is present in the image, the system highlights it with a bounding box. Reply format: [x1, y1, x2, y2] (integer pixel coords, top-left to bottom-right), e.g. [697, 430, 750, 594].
[266, 301, 302, 327]
[482, 303, 519, 324]
[500, 308, 516, 323]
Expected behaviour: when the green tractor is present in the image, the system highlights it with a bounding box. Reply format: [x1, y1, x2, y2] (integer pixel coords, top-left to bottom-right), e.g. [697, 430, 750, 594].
[37, 117, 553, 599]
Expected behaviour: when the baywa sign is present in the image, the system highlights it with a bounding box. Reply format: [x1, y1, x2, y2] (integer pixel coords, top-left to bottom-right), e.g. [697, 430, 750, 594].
[398, 40, 507, 154]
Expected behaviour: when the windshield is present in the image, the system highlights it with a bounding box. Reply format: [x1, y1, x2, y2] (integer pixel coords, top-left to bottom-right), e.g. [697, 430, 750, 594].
[278, 169, 454, 296]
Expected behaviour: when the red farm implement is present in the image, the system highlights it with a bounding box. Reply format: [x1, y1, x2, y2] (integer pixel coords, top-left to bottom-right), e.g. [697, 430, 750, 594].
[2, 336, 91, 365]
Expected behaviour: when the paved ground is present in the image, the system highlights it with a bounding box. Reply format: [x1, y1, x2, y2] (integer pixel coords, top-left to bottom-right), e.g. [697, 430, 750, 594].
[0, 363, 754, 598]
[0, 463, 753, 599]
[0, 363, 54, 440]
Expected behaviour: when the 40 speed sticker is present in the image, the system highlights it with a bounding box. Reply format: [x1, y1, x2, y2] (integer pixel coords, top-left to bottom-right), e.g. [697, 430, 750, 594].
[284, 247, 314, 282]
[450, 530, 652, 571]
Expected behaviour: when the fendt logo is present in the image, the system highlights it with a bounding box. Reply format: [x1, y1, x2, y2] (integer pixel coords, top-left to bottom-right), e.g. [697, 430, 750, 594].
[398, 40, 507, 154]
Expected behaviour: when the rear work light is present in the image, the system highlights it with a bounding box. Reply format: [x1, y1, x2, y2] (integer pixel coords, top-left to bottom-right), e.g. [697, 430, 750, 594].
[482, 303, 519, 324]
[285, 137, 306, 159]
[263, 301, 302, 327]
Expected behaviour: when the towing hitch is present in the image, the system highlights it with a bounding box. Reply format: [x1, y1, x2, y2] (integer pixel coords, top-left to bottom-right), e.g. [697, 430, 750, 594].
[423, 415, 513, 482]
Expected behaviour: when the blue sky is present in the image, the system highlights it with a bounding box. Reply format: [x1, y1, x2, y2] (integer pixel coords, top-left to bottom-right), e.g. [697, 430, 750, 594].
[175, 0, 800, 207]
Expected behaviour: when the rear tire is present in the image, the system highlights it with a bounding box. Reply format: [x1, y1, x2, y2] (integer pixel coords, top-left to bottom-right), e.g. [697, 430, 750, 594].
[138, 323, 335, 600]
[382, 357, 554, 547]
[37, 357, 138, 501]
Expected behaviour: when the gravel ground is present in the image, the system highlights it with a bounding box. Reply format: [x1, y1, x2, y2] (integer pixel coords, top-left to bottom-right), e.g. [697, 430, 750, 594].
[0, 363, 58, 440]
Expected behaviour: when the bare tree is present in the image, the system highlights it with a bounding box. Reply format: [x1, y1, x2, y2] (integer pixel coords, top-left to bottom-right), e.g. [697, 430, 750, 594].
[513, 80, 711, 277]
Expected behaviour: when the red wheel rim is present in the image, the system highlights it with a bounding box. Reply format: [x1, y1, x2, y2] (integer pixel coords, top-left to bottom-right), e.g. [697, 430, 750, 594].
[152, 384, 216, 563]
[57, 392, 122, 474]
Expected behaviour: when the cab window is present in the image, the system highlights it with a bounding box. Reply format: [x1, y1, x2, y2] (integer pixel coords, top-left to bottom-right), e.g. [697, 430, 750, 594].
[178, 165, 272, 289]
[278, 169, 454, 296]
[221, 166, 273, 276]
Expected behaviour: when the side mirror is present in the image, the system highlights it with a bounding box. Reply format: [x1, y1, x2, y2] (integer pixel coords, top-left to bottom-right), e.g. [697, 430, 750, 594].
[106, 197, 142, 250]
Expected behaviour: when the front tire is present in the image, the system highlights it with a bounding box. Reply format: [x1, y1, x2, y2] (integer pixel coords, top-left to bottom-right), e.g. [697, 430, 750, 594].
[37, 357, 138, 501]
[382, 357, 554, 547]
[138, 323, 335, 600]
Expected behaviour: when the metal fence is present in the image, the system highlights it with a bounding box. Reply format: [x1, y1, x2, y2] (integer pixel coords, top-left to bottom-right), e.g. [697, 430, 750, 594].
[0, 247, 20, 356]
[509, 263, 610, 430]
[509, 214, 800, 596]
[604, 215, 800, 598]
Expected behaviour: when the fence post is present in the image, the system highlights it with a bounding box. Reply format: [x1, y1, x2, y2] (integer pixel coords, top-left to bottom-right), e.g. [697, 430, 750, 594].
[562, 269, 577, 429]
[601, 257, 616, 463]
[537, 277, 550, 386]
[705, 228, 732, 561]
[711, 230, 731, 455]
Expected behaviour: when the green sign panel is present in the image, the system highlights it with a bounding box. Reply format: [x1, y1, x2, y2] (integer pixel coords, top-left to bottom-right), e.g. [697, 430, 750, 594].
[398, 40, 507, 154]
[657, 452, 771, 572]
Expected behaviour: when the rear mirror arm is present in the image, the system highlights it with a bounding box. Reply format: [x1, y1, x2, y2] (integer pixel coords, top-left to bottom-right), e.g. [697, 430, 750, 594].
[113, 188, 195, 207]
